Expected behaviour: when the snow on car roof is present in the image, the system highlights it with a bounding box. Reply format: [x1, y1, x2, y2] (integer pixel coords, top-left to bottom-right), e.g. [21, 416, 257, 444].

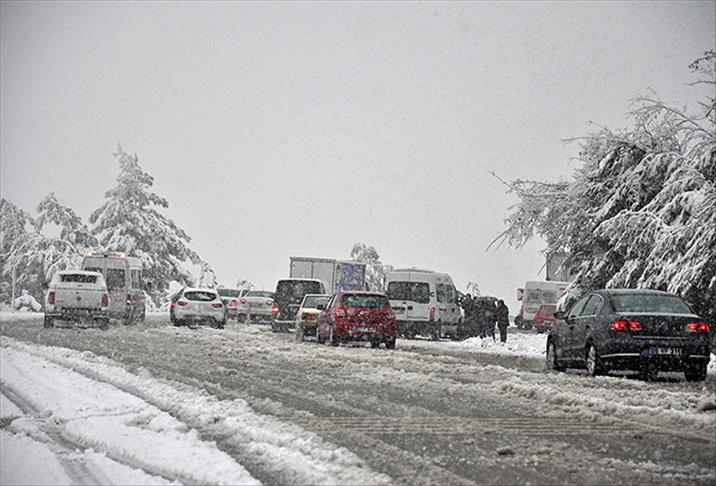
[57, 269, 102, 276]
[183, 287, 219, 293]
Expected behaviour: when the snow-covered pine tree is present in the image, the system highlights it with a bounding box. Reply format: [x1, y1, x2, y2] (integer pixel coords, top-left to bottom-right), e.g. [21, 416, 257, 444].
[3, 194, 92, 302]
[493, 51, 716, 323]
[89, 144, 206, 303]
[350, 243, 392, 291]
[0, 199, 32, 303]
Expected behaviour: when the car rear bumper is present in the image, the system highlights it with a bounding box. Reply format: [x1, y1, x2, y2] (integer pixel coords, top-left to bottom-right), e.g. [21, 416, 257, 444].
[174, 313, 224, 323]
[599, 337, 711, 370]
[46, 310, 109, 321]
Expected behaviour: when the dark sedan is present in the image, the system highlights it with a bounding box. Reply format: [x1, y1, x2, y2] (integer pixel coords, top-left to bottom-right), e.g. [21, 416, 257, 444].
[546, 289, 711, 381]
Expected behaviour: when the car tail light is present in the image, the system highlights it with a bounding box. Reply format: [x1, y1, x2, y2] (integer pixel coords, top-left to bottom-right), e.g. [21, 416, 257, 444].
[335, 308, 346, 318]
[48, 291, 55, 305]
[686, 322, 711, 333]
[611, 320, 642, 332]
[240, 298, 247, 305]
[272, 304, 279, 314]
[212, 302, 223, 309]
[101, 293, 109, 307]
[171, 302, 177, 309]
[429, 307, 436, 322]
[228, 300, 237, 308]
[177, 301, 188, 307]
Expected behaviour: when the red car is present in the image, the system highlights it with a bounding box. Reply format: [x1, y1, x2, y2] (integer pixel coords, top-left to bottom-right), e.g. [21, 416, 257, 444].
[317, 291, 396, 349]
[533, 304, 557, 333]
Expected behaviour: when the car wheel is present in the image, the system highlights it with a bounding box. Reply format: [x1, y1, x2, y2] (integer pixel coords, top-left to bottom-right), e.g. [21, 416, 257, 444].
[546, 340, 565, 372]
[329, 325, 339, 347]
[270, 321, 279, 333]
[385, 337, 396, 350]
[99, 318, 109, 330]
[586, 344, 605, 377]
[296, 324, 305, 342]
[316, 328, 326, 344]
[43, 316, 54, 328]
[684, 361, 707, 382]
[514, 315, 524, 329]
[218, 319, 226, 330]
[370, 339, 380, 348]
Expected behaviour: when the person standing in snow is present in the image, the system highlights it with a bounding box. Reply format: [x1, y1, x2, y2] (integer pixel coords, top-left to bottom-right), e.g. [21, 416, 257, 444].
[496, 300, 510, 343]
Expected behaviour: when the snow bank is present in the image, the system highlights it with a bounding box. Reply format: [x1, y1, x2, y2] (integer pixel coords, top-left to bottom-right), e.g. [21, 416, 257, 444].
[0, 430, 71, 486]
[0, 311, 44, 322]
[0, 344, 257, 486]
[1, 337, 391, 485]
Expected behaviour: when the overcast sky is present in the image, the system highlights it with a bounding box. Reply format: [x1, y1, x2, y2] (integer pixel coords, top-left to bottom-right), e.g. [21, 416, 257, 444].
[2, 1, 715, 307]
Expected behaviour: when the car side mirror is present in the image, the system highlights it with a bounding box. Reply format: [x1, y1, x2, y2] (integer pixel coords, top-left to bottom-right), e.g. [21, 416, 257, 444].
[553, 310, 566, 320]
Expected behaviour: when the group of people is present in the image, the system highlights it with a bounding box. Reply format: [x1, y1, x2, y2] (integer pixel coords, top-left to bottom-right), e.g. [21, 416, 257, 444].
[460, 294, 510, 342]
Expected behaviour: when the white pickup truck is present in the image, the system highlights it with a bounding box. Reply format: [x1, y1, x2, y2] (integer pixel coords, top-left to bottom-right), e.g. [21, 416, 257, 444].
[44, 270, 110, 329]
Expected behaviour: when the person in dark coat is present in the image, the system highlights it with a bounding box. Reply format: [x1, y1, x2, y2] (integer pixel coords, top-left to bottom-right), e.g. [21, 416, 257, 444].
[496, 299, 510, 343]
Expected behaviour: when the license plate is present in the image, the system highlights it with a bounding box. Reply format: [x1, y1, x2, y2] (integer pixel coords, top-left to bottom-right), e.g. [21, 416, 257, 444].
[653, 347, 681, 355]
[249, 303, 263, 308]
[354, 326, 375, 333]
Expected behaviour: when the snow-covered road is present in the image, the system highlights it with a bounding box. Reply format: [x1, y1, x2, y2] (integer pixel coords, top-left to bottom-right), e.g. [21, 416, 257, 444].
[1, 313, 714, 485]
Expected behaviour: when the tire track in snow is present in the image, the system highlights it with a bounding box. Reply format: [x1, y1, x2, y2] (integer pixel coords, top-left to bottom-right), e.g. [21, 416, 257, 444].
[0, 382, 113, 486]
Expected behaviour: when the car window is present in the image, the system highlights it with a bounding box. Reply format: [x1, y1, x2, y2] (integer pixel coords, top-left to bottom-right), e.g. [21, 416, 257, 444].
[60, 273, 98, 284]
[568, 295, 590, 319]
[386, 281, 430, 304]
[183, 291, 218, 301]
[302, 295, 329, 309]
[436, 284, 447, 303]
[218, 288, 241, 298]
[247, 291, 274, 298]
[106, 269, 125, 289]
[131, 269, 142, 290]
[610, 294, 693, 314]
[343, 294, 390, 308]
[580, 295, 602, 317]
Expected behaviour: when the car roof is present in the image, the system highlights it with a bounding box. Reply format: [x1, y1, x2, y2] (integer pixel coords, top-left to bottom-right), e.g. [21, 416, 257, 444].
[277, 278, 323, 282]
[183, 287, 219, 293]
[593, 289, 678, 297]
[303, 293, 330, 298]
[338, 290, 387, 296]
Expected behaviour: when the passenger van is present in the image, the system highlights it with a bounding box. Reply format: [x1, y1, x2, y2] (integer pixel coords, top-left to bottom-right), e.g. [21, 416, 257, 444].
[385, 269, 461, 339]
[81, 251, 146, 324]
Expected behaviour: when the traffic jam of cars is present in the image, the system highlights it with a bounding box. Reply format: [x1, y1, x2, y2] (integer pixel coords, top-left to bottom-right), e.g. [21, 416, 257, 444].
[43, 253, 712, 382]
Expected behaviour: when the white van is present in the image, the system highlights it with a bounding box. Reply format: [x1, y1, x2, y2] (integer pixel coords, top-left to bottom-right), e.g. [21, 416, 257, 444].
[515, 280, 569, 329]
[81, 251, 146, 324]
[385, 269, 461, 339]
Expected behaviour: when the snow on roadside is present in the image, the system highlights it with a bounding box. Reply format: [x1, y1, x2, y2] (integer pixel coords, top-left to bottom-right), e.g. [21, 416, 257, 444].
[0, 311, 44, 323]
[0, 344, 256, 486]
[407, 330, 716, 375]
[1, 336, 392, 486]
[0, 430, 72, 486]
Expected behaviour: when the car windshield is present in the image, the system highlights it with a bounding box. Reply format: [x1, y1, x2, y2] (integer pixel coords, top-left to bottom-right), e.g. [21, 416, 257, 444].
[343, 294, 390, 308]
[217, 289, 240, 298]
[386, 282, 430, 304]
[247, 291, 274, 298]
[183, 291, 218, 302]
[60, 274, 98, 284]
[611, 294, 693, 314]
[302, 295, 329, 309]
